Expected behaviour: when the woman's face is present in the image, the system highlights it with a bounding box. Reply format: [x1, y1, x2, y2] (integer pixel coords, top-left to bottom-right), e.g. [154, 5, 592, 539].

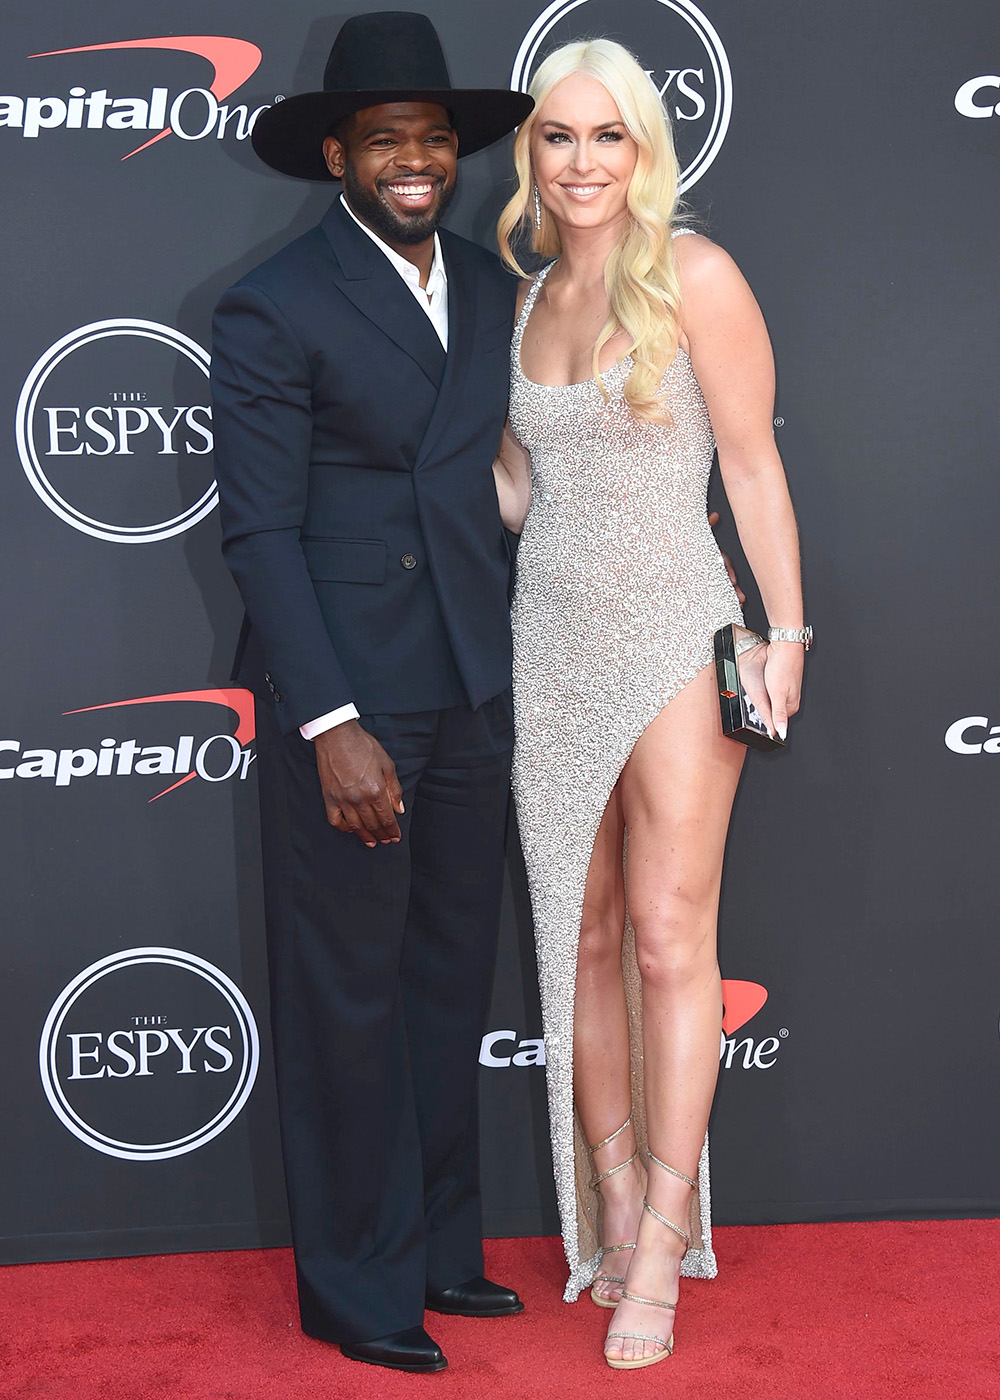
[531, 72, 639, 233]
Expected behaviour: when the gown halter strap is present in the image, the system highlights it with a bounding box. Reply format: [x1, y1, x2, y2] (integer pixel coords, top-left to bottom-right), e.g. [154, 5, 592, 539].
[513, 262, 552, 358]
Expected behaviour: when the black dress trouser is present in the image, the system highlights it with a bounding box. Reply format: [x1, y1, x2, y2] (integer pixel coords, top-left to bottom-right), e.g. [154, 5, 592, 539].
[252, 675, 514, 1344]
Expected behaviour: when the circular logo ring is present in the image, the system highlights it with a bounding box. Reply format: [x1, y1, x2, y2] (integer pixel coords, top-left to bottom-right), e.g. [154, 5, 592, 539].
[39, 947, 260, 1161]
[15, 319, 218, 545]
[511, 0, 733, 194]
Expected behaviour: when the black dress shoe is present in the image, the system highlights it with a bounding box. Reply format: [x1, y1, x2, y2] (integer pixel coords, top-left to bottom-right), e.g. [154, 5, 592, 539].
[339, 1325, 447, 1372]
[426, 1275, 524, 1317]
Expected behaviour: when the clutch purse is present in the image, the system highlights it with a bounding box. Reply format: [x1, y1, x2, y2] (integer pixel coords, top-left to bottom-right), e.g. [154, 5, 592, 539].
[713, 623, 785, 751]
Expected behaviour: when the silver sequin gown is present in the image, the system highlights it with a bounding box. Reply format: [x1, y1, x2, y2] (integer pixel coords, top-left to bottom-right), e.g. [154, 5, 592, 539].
[509, 251, 743, 1302]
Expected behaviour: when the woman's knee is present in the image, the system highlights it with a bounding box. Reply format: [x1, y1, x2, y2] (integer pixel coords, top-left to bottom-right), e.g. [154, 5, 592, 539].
[631, 894, 717, 989]
[577, 906, 624, 969]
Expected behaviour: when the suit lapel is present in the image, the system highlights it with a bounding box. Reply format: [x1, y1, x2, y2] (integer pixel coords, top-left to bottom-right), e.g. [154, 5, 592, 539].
[320, 200, 446, 389]
[414, 234, 478, 470]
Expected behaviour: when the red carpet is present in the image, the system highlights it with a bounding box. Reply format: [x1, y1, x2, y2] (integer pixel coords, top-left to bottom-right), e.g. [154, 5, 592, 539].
[2, 1222, 998, 1400]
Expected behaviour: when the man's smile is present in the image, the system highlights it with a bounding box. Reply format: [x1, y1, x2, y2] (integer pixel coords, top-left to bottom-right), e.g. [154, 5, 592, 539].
[381, 178, 441, 212]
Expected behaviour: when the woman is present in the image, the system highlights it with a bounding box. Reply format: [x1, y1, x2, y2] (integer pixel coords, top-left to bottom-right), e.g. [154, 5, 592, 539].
[493, 40, 808, 1370]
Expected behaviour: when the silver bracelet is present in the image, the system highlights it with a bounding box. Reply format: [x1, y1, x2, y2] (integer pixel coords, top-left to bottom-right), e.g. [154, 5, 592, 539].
[767, 626, 813, 650]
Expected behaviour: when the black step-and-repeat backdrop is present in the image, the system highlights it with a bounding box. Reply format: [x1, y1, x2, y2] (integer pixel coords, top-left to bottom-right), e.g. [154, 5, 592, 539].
[2, 0, 998, 1263]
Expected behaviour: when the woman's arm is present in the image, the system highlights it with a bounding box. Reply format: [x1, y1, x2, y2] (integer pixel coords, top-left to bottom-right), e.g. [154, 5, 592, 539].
[493, 420, 533, 533]
[676, 234, 805, 738]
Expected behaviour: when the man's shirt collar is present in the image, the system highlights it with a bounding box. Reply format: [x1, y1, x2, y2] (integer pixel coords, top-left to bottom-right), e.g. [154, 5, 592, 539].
[340, 193, 446, 297]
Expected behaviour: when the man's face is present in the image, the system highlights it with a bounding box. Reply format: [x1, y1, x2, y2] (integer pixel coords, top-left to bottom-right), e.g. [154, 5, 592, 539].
[323, 102, 459, 246]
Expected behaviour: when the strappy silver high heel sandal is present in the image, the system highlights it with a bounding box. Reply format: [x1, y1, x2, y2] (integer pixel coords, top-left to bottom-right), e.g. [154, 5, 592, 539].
[604, 1153, 696, 1370]
[588, 1113, 639, 1309]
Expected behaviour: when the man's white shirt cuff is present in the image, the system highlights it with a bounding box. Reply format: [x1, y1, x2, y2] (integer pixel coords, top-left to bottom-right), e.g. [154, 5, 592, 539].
[300, 703, 360, 740]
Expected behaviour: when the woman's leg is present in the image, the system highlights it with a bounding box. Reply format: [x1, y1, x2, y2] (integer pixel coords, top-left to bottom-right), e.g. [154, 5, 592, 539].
[572, 786, 645, 1301]
[606, 663, 745, 1363]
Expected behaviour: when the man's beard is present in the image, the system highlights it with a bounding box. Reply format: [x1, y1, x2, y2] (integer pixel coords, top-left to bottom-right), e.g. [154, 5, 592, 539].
[342, 162, 456, 245]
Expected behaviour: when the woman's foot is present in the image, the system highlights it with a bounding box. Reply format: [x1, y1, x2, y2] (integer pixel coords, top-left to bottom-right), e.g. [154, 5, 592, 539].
[603, 1224, 682, 1363]
[604, 1159, 693, 1365]
[591, 1155, 646, 1305]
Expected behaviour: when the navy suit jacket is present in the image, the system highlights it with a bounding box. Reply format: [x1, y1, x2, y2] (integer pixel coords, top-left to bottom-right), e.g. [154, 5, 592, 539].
[211, 199, 517, 734]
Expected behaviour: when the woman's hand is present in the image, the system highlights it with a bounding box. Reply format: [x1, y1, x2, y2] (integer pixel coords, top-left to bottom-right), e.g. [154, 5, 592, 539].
[762, 641, 804, 742]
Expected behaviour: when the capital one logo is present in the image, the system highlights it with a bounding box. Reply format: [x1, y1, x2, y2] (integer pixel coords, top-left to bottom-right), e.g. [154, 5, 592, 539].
[480, 1029, 545, 1067]
[945, 717, 1000, 755]
[16, 319, 215, 544]
[1, 36, 265, 159]
[39, 948, 260, 1161]
[720, 979, 785, 1070]
[511, 0, 732, 193]
[955, 76, 1000, 119]
[480, 979, 783, 1071]
[0, 688, 255, 801]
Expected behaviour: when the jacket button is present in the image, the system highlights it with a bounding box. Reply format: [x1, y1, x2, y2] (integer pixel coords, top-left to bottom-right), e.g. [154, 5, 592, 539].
[273, 691, 282, 703]
[401, 553, 417, 570]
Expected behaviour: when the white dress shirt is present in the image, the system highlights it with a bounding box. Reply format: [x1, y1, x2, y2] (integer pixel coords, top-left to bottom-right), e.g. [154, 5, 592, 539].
[299, 196, 450, 741]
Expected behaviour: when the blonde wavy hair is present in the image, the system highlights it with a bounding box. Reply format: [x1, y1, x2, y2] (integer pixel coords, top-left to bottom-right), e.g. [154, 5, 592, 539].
[498, 39, 684, 422]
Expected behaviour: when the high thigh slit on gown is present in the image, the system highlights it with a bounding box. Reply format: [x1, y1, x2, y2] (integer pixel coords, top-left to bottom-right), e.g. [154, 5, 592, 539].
[508, 245, 744, 1302]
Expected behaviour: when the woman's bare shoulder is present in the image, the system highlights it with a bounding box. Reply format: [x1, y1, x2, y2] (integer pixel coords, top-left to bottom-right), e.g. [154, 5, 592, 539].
[671, 229, 738, 281]
[673, 230, 766, 354]
[672, 231, 757, 322]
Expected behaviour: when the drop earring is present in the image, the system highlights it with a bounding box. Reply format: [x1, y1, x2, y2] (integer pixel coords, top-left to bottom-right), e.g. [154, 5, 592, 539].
[533, 183, 542, 230]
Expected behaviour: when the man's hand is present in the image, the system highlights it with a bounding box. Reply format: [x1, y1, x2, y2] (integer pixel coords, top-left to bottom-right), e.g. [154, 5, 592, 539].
[708, 511, 746, 604]
[313, 720, 404, 848]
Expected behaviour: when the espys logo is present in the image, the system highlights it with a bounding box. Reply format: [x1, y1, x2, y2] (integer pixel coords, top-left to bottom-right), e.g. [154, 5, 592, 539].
[512, 0, 731, 193]
[16, 319, 216, 544]
[480, 980, 786, 1071]
[1, 36, 265, 159]
[955, 76, 1000, 119]
[0, 688, 255, 801]
[944, 717, 1000, 755]
[39, 947, 259, 1161]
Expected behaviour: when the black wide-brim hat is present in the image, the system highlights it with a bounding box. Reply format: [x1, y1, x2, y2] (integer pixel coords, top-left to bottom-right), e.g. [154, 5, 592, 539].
[252, 10, 534, 180]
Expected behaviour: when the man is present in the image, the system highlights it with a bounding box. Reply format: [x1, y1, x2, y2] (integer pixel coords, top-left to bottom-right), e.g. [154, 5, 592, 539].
[210, 11, 533, 1376]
